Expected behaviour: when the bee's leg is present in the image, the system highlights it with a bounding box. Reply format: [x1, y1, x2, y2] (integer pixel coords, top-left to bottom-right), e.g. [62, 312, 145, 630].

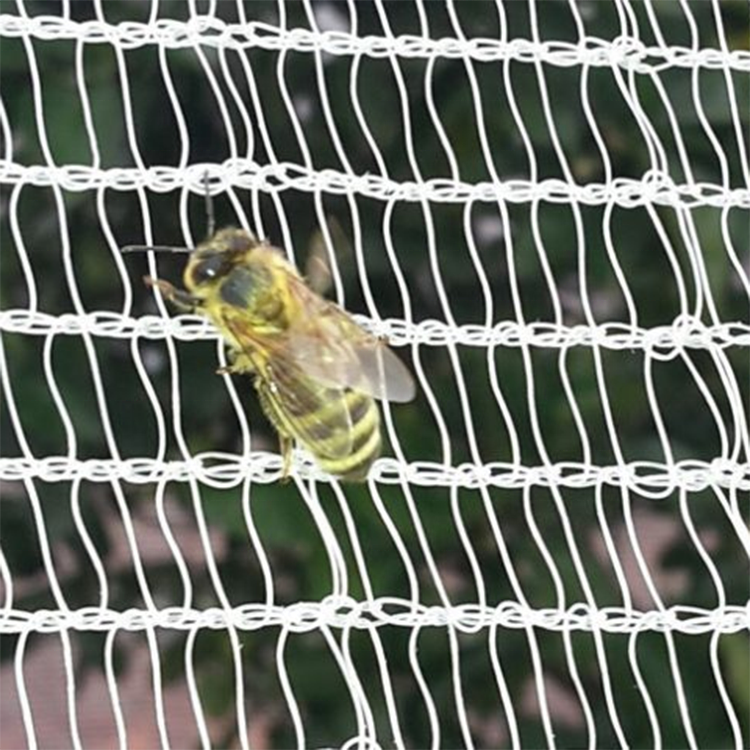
[253, 376, 294, 481]
[216, 351, 255, 376]
[280, 435, 294, 482]
[144, 277, 202, 312]
[215, 348, 236, 376]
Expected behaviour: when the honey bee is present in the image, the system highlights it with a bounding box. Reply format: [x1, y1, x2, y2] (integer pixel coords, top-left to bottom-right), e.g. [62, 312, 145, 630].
[125, 227, 415, 480]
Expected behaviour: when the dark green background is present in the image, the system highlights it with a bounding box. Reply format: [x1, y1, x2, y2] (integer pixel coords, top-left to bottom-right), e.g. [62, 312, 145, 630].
[1, 1, 749, 747]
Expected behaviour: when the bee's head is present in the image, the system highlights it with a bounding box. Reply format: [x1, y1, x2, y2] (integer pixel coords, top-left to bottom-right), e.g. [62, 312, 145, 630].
[184, 228, 260, 293]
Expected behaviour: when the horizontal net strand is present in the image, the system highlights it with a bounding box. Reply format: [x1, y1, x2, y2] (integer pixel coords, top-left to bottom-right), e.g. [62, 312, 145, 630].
[1, 600, 748, 635]
[2, 162, 749, 207]
[1, 14, 748, 72]
[3, 310, 750, 352]
[2, 455, 749, 491]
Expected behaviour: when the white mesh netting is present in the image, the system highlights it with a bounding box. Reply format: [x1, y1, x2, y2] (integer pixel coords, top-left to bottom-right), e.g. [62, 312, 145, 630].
[1, 0, 749, 747]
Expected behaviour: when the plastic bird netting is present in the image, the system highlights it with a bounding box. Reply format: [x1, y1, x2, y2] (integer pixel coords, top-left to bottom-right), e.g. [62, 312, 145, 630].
[1, 0, 749, 748]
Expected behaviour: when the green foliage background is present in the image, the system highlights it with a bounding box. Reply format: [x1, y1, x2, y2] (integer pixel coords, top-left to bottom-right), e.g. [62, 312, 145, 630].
[1, 1, 749, 747]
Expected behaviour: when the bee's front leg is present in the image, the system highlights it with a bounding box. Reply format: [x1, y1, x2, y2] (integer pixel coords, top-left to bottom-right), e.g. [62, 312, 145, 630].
[144, 276, 202, 312]
[280, 435, 293, 482]
[216, 350, 255, 376]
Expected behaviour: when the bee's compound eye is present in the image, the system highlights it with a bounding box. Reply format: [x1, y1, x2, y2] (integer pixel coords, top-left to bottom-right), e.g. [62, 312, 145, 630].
[189, 254, 226, 285]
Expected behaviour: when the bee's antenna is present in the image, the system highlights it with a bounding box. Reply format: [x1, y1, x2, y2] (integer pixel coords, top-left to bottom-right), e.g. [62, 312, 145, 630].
[204, 171, 215, 238]
[121, 244, 193, 254]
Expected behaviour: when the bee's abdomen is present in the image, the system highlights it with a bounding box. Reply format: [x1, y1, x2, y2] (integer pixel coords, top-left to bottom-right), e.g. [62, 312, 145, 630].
[257, 381, 381, 481]
[313, 391, 381, 481]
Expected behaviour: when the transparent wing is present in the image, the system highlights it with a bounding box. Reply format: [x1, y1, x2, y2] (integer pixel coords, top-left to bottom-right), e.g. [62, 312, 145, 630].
[222, 316, 354, 459]
[285, 279, 416, 403]
[304, 215, 349, 295]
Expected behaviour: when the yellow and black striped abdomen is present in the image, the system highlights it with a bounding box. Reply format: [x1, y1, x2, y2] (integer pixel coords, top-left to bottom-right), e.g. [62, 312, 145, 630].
[313, 390, 381, 481]
[255, 379, 381, 481]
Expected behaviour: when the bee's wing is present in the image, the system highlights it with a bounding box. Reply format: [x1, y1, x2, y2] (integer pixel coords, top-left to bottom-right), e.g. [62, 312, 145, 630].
[222, 316, 355, 460]
[287, 330, 416, 403]
[304, 215, 350, 295]
[285, 283, 416, 403]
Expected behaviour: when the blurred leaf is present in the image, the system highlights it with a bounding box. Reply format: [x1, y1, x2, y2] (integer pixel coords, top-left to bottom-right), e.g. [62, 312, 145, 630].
[721, 634, 750, 721]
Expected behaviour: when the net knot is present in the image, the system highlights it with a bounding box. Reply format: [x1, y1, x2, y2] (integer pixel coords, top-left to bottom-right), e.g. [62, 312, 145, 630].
[643, 314, 707, 360]
[609, 35, 646, 70]
[640, 169, 676, 203]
